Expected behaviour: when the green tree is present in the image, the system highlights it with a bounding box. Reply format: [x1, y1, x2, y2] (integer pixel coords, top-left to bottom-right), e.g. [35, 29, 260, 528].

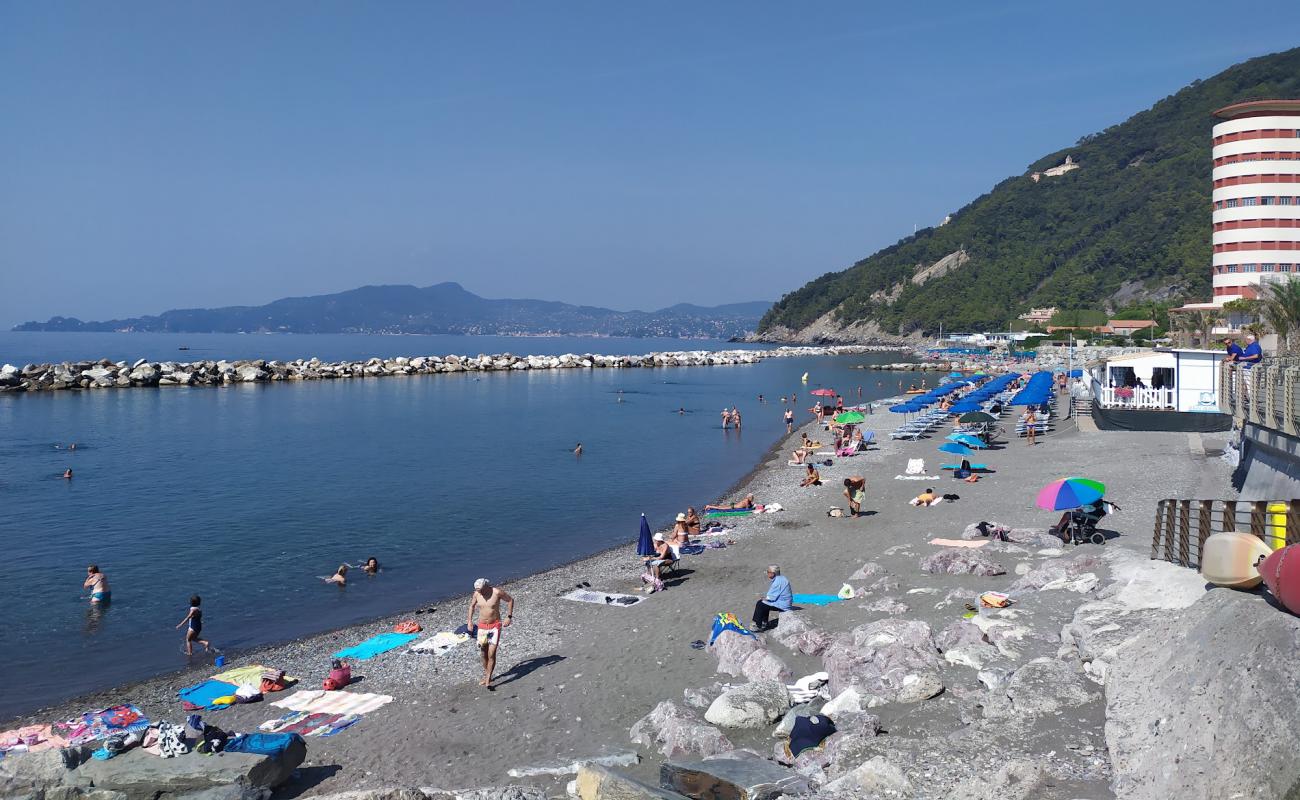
[1259, 276, 1300, 356]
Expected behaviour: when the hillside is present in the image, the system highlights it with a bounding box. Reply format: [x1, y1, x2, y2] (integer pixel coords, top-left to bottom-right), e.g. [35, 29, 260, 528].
[757, 47, 1300, 342]
[15, 283, 772, 340]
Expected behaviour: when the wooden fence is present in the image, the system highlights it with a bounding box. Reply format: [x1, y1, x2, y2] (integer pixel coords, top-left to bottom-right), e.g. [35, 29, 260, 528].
[1151, 498, 1300, 569]
[1219, 362, 1300, 436]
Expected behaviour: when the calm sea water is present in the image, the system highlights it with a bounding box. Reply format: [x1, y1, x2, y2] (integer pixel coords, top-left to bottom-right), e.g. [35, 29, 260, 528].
[0, 332, 910, 719]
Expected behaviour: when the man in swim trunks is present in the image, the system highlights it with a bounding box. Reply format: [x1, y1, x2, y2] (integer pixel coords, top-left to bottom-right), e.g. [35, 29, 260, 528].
[843, 476, 866, 517]
[704, 493, 755, 512]
[467, 578, 514, 689]
[84, 564, 110, 604]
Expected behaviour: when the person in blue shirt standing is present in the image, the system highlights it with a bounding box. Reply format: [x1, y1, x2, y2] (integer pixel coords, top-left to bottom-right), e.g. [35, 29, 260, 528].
[1224, 337, 1244, 363]
[1240, 333, 1263, 368]
[752, 565, 793, 631]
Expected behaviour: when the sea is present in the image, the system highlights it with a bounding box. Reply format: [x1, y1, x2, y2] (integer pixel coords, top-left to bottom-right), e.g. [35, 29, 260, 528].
[0, 331, 913, 719]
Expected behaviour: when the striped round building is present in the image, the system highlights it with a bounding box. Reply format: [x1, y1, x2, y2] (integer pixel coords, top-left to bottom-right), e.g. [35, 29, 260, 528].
[1210, 99, 1300, 305]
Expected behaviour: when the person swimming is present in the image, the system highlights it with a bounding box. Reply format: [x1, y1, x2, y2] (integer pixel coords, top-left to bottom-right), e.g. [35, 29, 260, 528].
[363, 557, 380, 575]
[574, 443, 583, 455]
[63, 468, 73, 479]
[325, 564, 348, 585]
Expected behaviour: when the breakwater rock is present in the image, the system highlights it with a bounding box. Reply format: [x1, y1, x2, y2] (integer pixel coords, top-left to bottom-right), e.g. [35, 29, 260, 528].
[0, 345, 901, 393]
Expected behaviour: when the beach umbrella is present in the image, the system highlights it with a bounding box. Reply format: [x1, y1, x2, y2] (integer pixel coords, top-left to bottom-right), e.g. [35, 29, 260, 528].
[1036, 477, 1106, 511]
[949, 400, 982, 414]
[889, 403, 914, 413]
[958, 411, 996, 424]
[948, 371, 963, 378]
[938, 442, 975, 457]
[810, 388, 836, 397]
[636, 514, 654, 556]
[952, 434, 988, 449]
[833, 411, 866, 424]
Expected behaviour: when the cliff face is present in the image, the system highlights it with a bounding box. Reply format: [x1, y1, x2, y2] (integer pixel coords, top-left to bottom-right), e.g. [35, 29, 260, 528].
[757, 47, 1300, 342]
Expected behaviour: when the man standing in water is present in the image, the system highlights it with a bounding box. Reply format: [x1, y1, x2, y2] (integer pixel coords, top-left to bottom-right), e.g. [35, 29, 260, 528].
[467, 578, 514, 689]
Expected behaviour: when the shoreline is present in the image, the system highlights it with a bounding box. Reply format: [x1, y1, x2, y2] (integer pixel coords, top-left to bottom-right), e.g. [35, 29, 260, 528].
[0, 344, 906, 393]
[2, 406, 807, 726]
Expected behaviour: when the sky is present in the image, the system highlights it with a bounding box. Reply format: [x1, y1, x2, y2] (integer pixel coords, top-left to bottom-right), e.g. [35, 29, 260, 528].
[3, 2, 1300, 327]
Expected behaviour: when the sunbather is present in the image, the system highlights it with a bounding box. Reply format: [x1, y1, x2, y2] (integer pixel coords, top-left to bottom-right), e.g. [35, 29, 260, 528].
[909, 488, 938, 507]
[800, 464, 821, 487]
[705, 494, 755, 512]
[670, 514, 692, 546]
[791, 447, 810, 464]
[685, 507, 701, 535]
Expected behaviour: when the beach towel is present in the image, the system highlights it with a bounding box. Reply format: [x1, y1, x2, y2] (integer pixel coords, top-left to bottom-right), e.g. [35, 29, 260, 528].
[56, 705, 150, 746]
[704, 509, 756, 517]
[708, 612, 756, 645]
[178, 680, 241, 711]
[0, 725, 67, 754]
[211, 664, 297, 688]
[269, 689, 394, 716]
[562, 589, 644, 607]
[791, 594, 844, 606]
[679, 544, 707, 555]
[409, 631, 471, 654]
[224, 732, 302, 758]
[331, 632, 419, 661]
[928, 538, 988, 548]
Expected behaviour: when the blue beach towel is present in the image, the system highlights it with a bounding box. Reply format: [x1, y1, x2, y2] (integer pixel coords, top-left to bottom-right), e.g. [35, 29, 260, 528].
[224, 732, 303, 758]
[792, 593, 844, 607]
[178, 679, 240, 710]
[331, 632, 420, 660]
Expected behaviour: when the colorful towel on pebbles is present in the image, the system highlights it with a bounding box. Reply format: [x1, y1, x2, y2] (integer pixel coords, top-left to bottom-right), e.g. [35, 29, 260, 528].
[178, 680, 240, 710]
[0, 724, 68, 754]
[54, 705, 150, 746]
[211, 664, 297, 687]
[331, 632, 420, 660]
[409, 631, 471, 654]
[259, 710, 362, 737]
[562, 589, 643, 607]
[270, 689, 393, 716]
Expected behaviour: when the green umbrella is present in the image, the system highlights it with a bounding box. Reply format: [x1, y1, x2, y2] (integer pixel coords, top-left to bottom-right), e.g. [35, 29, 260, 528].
[834, 411, 866, 424]
[958, 411, 996, 424]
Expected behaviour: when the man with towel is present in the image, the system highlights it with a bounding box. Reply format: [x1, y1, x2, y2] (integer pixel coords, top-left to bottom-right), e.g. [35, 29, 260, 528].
[467, 578, 514, 689]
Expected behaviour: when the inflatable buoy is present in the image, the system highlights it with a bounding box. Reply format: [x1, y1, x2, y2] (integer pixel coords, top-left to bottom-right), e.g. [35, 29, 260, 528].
[1260, 544, 1300, 614]
[1201, 532, 1273, 589]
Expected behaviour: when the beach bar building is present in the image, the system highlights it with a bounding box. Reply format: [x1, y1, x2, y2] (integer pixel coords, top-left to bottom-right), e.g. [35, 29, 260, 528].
[1089, 348, 1232, 431]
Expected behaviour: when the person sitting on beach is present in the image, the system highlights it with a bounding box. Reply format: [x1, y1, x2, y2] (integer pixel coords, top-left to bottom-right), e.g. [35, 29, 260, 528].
[643, 533, 676, 589]
[843, 476, 866, 516]
[363, 557, 380, 575]
[910, 488, 938, 507]
[705, 494, 755, 512]
[800, 464, 822, 487]
[685, 507, 701, 535]
[83, 564, 110, 604]
[670, 514, 692, 546]
[325, 564, 348, 585]
[791, 446, 810, 465]
[752, 565, 793, 631]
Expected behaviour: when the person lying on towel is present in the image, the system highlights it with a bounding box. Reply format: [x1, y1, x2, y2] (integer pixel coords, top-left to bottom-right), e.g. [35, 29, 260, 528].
[909, 489, 939, 507]
[705, 494, 755, 512]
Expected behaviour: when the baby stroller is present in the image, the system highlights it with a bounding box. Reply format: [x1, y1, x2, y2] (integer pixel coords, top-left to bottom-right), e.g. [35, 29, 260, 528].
[1051, 499, 1119, 546]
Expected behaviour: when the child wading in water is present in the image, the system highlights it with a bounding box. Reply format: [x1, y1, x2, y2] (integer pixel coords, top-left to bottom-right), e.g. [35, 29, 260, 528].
[176, 595, 211, 655]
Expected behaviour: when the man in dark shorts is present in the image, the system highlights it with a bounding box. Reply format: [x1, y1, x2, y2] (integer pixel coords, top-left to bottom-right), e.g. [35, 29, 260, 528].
[467, 578, 514, 689]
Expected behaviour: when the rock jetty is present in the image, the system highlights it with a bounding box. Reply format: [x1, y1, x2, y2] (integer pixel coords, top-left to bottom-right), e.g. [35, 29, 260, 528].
[0, 345, 903, 393]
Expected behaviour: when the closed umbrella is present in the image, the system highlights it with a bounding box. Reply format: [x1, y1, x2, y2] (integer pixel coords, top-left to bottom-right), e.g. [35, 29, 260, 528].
[636, 514, 654, 556]
[1036, 478, 1106, 511]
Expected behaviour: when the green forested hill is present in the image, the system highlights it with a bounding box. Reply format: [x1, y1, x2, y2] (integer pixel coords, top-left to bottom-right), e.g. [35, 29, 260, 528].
[758, 47, 1300, 340]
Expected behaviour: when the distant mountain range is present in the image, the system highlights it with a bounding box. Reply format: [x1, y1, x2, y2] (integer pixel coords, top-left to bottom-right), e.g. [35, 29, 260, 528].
[14, 282, 773, 340]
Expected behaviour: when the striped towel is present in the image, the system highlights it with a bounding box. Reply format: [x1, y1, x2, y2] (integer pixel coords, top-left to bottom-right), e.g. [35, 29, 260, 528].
[269, 689, 394, 716]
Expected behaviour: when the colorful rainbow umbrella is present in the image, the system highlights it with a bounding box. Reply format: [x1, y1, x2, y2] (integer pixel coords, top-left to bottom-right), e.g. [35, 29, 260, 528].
[1036, 477, 1105, 511]
[834, 411, 866, 424]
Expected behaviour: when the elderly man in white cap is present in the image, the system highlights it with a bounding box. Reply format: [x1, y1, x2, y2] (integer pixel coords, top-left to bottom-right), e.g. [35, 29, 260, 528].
[467, 577, 514, 689]
[642, 532, 676, 592]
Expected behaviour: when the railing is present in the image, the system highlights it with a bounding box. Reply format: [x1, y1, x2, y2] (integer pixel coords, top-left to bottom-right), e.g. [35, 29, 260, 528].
[1150, 498, 1300, 569]
[1098, 386, 1176, 410]
[1219, 362, 1300, 436]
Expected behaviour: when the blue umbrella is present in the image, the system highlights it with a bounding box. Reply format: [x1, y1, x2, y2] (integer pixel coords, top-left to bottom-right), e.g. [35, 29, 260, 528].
[636, 514, 654, 556]
[938, 442, 974, 457]
[953, 434, 988, 449]
[949, 400, 982, 414]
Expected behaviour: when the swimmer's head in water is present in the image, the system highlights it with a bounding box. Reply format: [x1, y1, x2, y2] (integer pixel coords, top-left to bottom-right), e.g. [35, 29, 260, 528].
[337, 564, 348, 575]
[474, 577, 489, 590]
[88, 564, 99, 574]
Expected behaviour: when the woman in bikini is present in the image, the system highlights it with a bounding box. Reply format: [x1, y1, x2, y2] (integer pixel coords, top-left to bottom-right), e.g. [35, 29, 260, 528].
[83, 565, 110, 604]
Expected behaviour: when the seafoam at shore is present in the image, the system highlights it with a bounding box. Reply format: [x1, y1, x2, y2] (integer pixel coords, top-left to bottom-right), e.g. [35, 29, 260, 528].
[0, 344, 905, 393]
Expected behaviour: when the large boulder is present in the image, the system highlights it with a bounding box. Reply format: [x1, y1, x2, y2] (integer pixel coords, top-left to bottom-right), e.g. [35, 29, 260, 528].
[739, 649, 793, 682]
[947, 758, 1051, 800]
[708, 630, 765, 676]
[822, 619, 943, 704]
[1008, 553, 1102, 594]
[769, 613, 833, 657]
[127, 364, 159, 384]
[982, 658, 1094, 720]
[920, 548, 1005, 577]
[629, 701, 733, 758]
[704, 681, 791, 729]
[1107, 590, 1300, 800]
[821, 756, 913, 796]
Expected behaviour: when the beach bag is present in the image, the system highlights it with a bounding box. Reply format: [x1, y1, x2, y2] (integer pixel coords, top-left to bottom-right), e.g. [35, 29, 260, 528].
[393, 620, 421, 634]
[323, 662, 351, 691]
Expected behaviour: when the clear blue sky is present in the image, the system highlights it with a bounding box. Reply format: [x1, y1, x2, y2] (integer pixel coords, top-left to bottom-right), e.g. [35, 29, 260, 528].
[3, 2, 1298, 327]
